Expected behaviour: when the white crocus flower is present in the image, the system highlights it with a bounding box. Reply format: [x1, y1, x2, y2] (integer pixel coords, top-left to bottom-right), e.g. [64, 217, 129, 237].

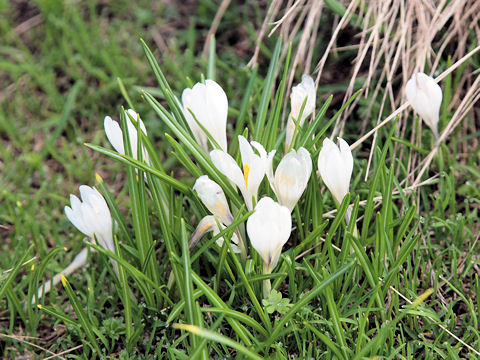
[193, 175, 234, 225]
[247, 197, 291, 270]
[37, 185, 118, 301]
[317, 137, 353, 205]
[190, 216, 241, 253]
[210, 135, 271, 211]
[104, 109, 150, 163]
[182, 79, 228, 152]
[267, 147, 312, 212]
[65, 185, 115, 254]
[405, 72, 443, 138]
[247, 197, 291, 298]
[285, 74, 316, 152]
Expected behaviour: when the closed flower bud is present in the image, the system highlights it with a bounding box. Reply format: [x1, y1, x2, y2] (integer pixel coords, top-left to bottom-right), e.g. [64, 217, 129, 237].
[104, 109, 150, 162]
[405, 72, 443, 138]
[267, 147, 312, 212]
[182, 79, 228, 152]
[317, 137, 353, 205]
[285, 75, 316, 151]
[193, 175, 233, 225]
[246, 197, 291, 270]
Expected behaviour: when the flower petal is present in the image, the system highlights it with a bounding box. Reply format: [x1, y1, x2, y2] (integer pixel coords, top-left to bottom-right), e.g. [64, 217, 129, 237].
[104, 116, 125, 155]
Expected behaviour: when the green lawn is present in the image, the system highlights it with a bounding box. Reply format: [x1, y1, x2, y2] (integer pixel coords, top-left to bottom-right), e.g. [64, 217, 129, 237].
[1, 0, 480, 358]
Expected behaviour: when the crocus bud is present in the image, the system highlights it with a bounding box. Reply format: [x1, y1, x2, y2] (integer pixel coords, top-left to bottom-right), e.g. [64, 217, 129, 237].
[64, 185, 115, 253]
[317, 137, 353, 205]
[285, 75, 316, 151]
[104, 109, 150, 163]
[181, 79, 228, 152]
[267, 147, 312, 212]
[210, 136, 271, 211]
[190, 216, 241, 253]
[246, 197, 291, 271]
[405, 72, 443, 138]
[193, 175, 234, 225]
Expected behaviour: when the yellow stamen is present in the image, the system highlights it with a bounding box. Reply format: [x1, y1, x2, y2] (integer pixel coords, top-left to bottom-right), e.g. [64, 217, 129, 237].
[243, 164, 250, 189]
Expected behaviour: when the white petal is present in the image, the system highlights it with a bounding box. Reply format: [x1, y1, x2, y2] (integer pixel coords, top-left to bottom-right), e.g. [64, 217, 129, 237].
[297, 147, 313, 183]
[247, 197, 291, 268]
[192, 215, 240, 253]
[238, 135, 254, 163]
[65, 205, 91, 237]
[238, 137, 268, 207]
[290, 74, 316, 124]
[274, 154, 304, 211]
[210, 150, 246, 191]
[266, 150, 277, 196]
[66, 186, 114, 251]
[193, 175, 233, 225]
[182, 80, 228, 152]
[104, 116, 125, 155]
[317, 137, 353, 204]
[405, 73, 442, 135]
[205, 80, 228, 151]
[182, 87, 209, 152]
[210, 149, 250, 209]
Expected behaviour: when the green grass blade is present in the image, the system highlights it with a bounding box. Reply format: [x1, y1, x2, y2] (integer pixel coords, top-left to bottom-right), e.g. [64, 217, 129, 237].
[174, 324, 264, 360]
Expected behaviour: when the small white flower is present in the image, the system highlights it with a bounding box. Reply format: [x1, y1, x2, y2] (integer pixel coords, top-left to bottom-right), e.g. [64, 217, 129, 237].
[267, 147, 312, 212]
[285, 75, 316, 151]
[405, 72, 443, 138]
[190, 216, 241, 253]
[182, 79, 228, 152]
[317, 137, 353, 205]
[210, 135, 271, 211]
[64, 185, 114, 253]
[104, 109, 150, 162]
[193, 175, 234, 225]
[246, 197, 291, 270]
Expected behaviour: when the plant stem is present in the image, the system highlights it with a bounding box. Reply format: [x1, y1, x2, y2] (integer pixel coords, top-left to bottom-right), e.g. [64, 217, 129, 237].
[263, 262, 272, 299]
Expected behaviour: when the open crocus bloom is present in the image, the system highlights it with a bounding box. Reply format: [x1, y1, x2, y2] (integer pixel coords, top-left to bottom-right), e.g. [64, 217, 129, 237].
[405, 72, 443, 138]
[104, 109, 150, 163]
[65, 185, 115, 253]
[285, 74, 316, 151]
[182, 79, 228, 152]
[190, 215, 241, 253]
[193, 175, 234, 225]
[317, 137, 353, 205]
[210, 135, 271, 211]
[37, 186, 118, 301]
[267, 147, 312, 212]
[246, 197, 291, 271]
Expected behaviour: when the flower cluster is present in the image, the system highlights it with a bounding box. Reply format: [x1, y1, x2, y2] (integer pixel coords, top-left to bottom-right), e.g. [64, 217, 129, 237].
[184, 76, 356, 296]
[47, 71, 442, 300]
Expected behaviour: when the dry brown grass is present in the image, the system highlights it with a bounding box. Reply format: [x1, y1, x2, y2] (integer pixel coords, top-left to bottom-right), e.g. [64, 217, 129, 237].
[251, 0, 480, 161]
